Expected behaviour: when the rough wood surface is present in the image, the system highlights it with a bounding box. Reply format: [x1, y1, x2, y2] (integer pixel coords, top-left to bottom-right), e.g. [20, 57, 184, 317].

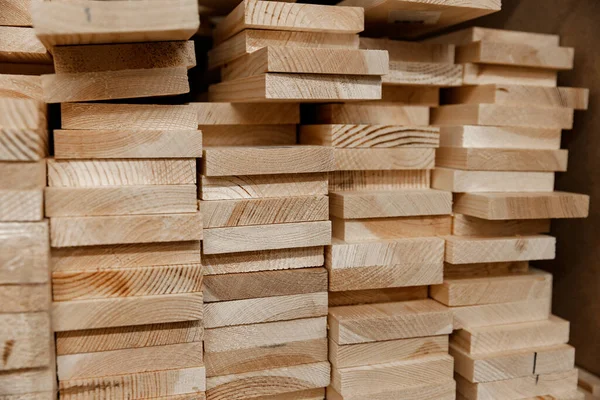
[0, 189, 43, 222]
[444, 261, 529, 280]
[452, 214, 551, 236]
[0, 75, 43, 100]
[360, 37, 455, 63]
[0, 368, 55, 396]
[309, 103, 429, 125]
[0, 284, 50, 313]
[201, 124, 295, 146]
[0, 312, 51, 371]
[445, 235, 556, 264]
[329, 286, 428, 307]
[0, 98, 46, 130]
[384, 62, 463, 87]
[432, 168, 555, 193]
[0, 0, 32, 26]
[0, 221, 49, 284]
[439, 125, 562, 150]
[192, 102, 300, 125]
[0, 161, 46, 190]
[0, 27, 52, 64]
[329, 170, 430, 191]
[452, 298, 551, 330]
[462, 63, 558, 87]
[333, 148, 435, 171]
[332, 215, 452, 242]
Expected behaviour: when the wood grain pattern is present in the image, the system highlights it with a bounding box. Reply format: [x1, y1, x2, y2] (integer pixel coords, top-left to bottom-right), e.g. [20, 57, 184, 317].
[193, 102, 300, 125]
[462, 63, 558, 87]
[436, 147, 568, 172]
[309, 103, 429, 125]
[0, 221, 49, 284]
[432, 168, 555, 193]
[332, 215, 452, 242]
[0, 128, 48, 160]
[327, 381, 456, 400]
[445, 235, 556, 264]
[0, 284, 50, 313]
[0, 98, 46, 130]
[439, 125, 562, 150]
[444, 261, 529, 280]
[0, 0, 32, 26]
[0, 74, 43, 100]
[0, 161, 46, 190]
[0, 189, 43, 222]
[452, 297, 551, 330]
[329, 170, 430, 191]
[452, 214, 551, 237]
[0, 313, 51, 371]
[425, 27, 560, 47]
[0, 368, 55, 396]
[0, 27, 52, 64]
[333, 148, 435, 170]
[328, 286, 428, 307]
[384, 62, 463, 87]
[201, 124, 295, 146]
[360, 37, 455, 63]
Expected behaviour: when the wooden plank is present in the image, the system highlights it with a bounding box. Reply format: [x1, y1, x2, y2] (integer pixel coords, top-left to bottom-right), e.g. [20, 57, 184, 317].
[41, 67, 190, 103]
[445, 235, 556, 264]
[329, 170, 430, 191]
[61, 103, 197, 130]
[0, 221, 49, 284]
[451, 315, 570, 355]
[202, 247, 324, 275]
[0, 98, 46, 130]
[53, 263, 203, 301]
[378, 85, 440, 105]
[439, 125, 562, 150]
[0, 27, 52, 64]
[456, 41, 574, 70]
[444, 261, 530, 280]
[54, 129, 202, 159]
[31, 0, 199, 47]
[0, 161, 46, 190]
[432, 104, 574, 129]
[328, 299, 453, 345]
[360, 37, 454, 63]
[52, 292, 203, 332]
[208, 29, 359, 69]
[53, 41, 196, 73]
[329, 189, 451, 219]
[432, 168, 555, 193]
[463, 63, 558, 87]
[192, 102, 300, 125]
[0, 284, 50, 313]
[452, 298, 551, 330]
[221, 47, 388, 81]
[0, 75, 43, 100]
[327, 381, 456, 400]
[213, 1, 364, 44]
[57, 342, 203, 381]
[203, 221, 331, 254]
[0, 189, 43, 222]
[0, 0, 32, 26]
[0, 313, 51, 370]
[436, 147, 568, 172]
[50, 212, 203, 247]
[431, 269, 552, 306]
[202, 146, 334, 176]
[453, 192, 590, 220]
[577, 368, 600, 397]
[333, 148, 435, 171]
[328, 286, 428, 307]
[443, 84, 589, 110]
[206, 362, 330, 400]
[308, 103, 429, 125]
[201, 196, 328, 228]
[0, 368, 55, 396]
[0, 391, 57, 400]
[452, 214, 551, 236]
[47, 159, 196, 187]
[208, 73, 382, 103]
[201, 125, 296, 146]
[59, 367, 206, 400]
[384, 62, 463, 87]
[252, 389, 325, 400]
[425, 27, 560, 47]
[331, 354, 454, 397]
[300, 124, 439, 148]
[329, 335, 449, 368]
[332, 215, 452, 242]
[0, 128, 48, 160]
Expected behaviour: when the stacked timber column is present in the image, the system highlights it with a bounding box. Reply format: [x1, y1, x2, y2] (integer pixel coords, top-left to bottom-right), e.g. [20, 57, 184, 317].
[30, 1, 206, 399]
[429, 27, 591, 399]
[300, 38, 463, 400]
[0, 6, 55, 397]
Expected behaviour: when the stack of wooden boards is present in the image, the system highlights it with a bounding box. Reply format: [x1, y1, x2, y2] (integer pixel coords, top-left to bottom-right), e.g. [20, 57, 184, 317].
[0, 2, 55, 398]
[208, 0, 388, 102]
[578, 368, 600, 400]
[30, 1, 206, 399]
[429, 27, 590, 400]
[299, 37, 462, 400]
[196, 102, 334, 399]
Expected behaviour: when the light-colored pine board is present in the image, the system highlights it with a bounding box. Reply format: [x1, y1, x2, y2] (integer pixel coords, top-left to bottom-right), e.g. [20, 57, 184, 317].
[193, 102, 300, 125]
[328, 286, 428, 307]
[213, 1, 363, 44]
[0, 27, 52, 64]
[333, 148, 435, 170]
[0, 128, 48, 161]
[329, 170, 430, 191]
[206, 362, 330, 400]
[328, 299, 452, 345]
[384, 62, 463, 86]
[0, 284, 50, 313]
[378, 85, 440, 105]
[329, 189, 451, 219]
[444, 261, 529, 280]
[0, 189, 43, 222]
[425, 27, 560, 47]
[202, 246, 324, 275]
[222, 47, 388, 81]
[445, 235, 556, 264]
[202, 146, 334, 177]
[463, 63, 558, 87]
[53, 41, 196, 73]
[154, 393, 207, 400]
[436, 147, 568, 171]
[201, 196, 328, 228]
[577, 368, 600, 397]
[52, 292, 203, 332]
[310, 103, 429, 125]
[327, 381, 456, 400]
[0, 368, 55, 396]
[209, 73, 382, 103]
[41, 67, 190, 103]
[452, 214, 551, 236]
[0, 221, 49, 284]
[332, 215, 452, 242]
[0, 161, 46, 190]
[47, 159, 196, 187]
[60, 103, 197, 130]
[451, 315, 570, 355]
[452, 297, 551, 330]
[439, 125, 562, 150]
[251, 388, 324, 400]
[201, 124, 296, 146]
[53, 263, 202, 301]
[54, 129, 202, 159]
[444, 84, 589, 110]
[0, 98, 46, 130]
[0, 313, 51, 371]
[453, 192, 590, 220]
[360, 37, 454, 63]
[300, 124, 439, 148]
[0, 391, 57, 400]
[31, 0, 199, 47]
[432, 168, 555, 193]
[0, 74, 43, 100]
[0, 0, 32, 26]
[329, 335, 449, 369]
[50, 212, 203, 247]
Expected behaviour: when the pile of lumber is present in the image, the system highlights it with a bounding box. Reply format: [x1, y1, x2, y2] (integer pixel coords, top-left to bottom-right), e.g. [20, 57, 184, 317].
[430, 27, 590, 400]
[300, 38, 461, 399]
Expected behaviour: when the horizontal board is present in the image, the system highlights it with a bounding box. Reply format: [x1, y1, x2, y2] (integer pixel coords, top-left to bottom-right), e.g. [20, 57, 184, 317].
[332, 215, 452, 242]
[329, 286, 428, 308]
[463, 63, 558, 87]
[333, 148, 435, 170]
[329, 170, 430, 191]
[452, 298, 551, 330]
[436, 147, 568, 172]
[445, 235, 556, 264]
[0, 98, 46, 130]
[0, 27, 51, 64]
[0, 313, 51, 370]
[444, 261, 529, 280]
[0, 189, 43, 222]
[327, 381, 456, 400]
[0, 74, 43, 100]
[192, 102, 299, 125]
[359, 37, 455, 63]
[379, 85, 440, 105]
[201, 124, 296, 146]
[0, 161, 46, 190]
[425, 27, 560, 47]
[432, 168, 555, 193]
[383, 61, 463, 87]
[452, 214, 551, 236]
[0, 284, 50, 313]
[308, 103, 430, 125]
[0, 367, 55, 396]
[439, 125, 562, 150]
[0, 221, 49, 284]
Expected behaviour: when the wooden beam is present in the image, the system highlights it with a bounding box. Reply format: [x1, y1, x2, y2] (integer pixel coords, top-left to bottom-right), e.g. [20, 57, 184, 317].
[436, 147, 568, 172]
[462, 63, 558, 87]
[452, 214, 551, 236]
[192, 102, 300, 125]
[333, 148, 435, 170]
[0, 284, 50, 313]
[309, 103, 429, 125]
[0, 98, 46, 130]
[432, 168, 555, 193]
[329, 170, 430, 192]
[0, 312, 51, 370]
[384, 62, 463, 87]
[327, 381, 457, 400]
[360, 37, 455, 63]
[0, 221, 49, 284]
[0, 189, 43, 222]
[452, 298, 551, 330]
[0, 74, 43, 100]
[444, 261, 529, 280]
[329, 286, 428, 307]
[439, 125, 562, 150]
[332, 215, 452, 241]
[445, 235, 556, 264]
[201, 124, 295, 147]
[0, 27, 52, 64]
[425, 27, 560, 47]
[0, 161, 46, 190]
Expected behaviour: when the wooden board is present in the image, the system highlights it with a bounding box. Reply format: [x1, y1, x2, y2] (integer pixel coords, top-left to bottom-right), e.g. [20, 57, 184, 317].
[333, 148, 435, 170]
[329, 189, 451, 219]
[0, 74, 43, 100]
[203, 221, 331, 254]
[0, 189, 43, 222]
[462, 63, 558, 87]
[31, 0, 199, 47]
[439, 125, 562, 150]
[384, 62, 463, 87]
[445, 235, 556, 264]
[452, 214, 551, 237]
[0, 161, 46, 190]
[0, 313, 51, 371]
[436, 147, 568, 172]
[444, 261, 529, 280]
[48, 159, 196, 187]
[52, 292, 203, 332]
[327, 381, 456, 400]
[453, 192, 590, 220]
[300, 124, 439, 148]
[41, 67, 190, 103]
[208, 73, 382, 103]
[359, 37, 454, 63]
[577, 368, 600, 397]
[0, 0, 32, 26]
[328, 299, 452, 345]
[308, 103, 429, 125]
[0, 128, 48, 161]
[193, 102, 300, 125]
[252, 388, 325, 400]
[53, 41, 196, 73]
[329, 170, 430, 191]
[432, 168, 555, 193]
[452, 297, 551, 330]
[329, 286, 428, 307]
[425, 27, 560, 47]
[0, 27, 52, 64]
[443, 84, 589, 110]
[0, 98, 46, 130]
[0, 368, 55, 396]
[201, 125, 295, 147]
[221, 47, 388, 81]
[61, 103, 197, 130]
[50, 212, 203, 247]
[0, 284, 50, 313]
[332, 215, 452, 241]
[0, 221, 49, 284]
[213, 1, 364, 44]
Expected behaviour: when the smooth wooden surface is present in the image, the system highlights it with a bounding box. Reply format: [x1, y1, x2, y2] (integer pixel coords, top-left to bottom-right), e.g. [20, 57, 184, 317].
[432, 168, 555, 193]
[309, 103, 430, 125]
[445, 235, 556, 264]
[425, 27, 560, 47]
[0, 27, 52, 64]
[0, 312, 51, 370]
[329, 170, 430, 191]
[452, 297, 551, 330]
[327, 381, 457, 400]
[436, 147, 568, 171]
[439, 125, 562, 150]
[192, 102, 300, 125]
[0, 284, 50, 313]
[0, 367, 55, 396]
[360, 37, 455, 63]
[200, 125, 296, 146]
[444, 261, 529, 280]
[452, 214, 551, 236]
[0, 74, 43, 100]
[384, 61, 463, 87]
[0, 161, 46, 190]
[462, 63, 558, 87]
[0, 189, 43, 222]
[0, 221, 49, 284]
[329, 286, 428, 307]
[333, 148, 435, 171]
[332, 215, 451, 241]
